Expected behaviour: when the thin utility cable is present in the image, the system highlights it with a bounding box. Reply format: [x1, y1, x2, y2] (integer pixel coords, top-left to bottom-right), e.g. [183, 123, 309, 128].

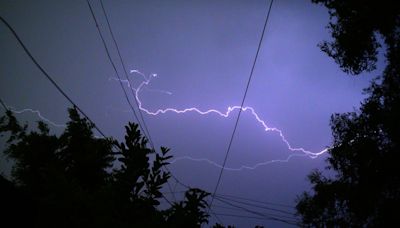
[217, 193, 295, 209]
[213, 212, 298, 225]
[161, 190, 187, 195]
[98, 0, 155, 151]
[208, 0, 274, 209]
[1, 12, 186, 210]
[165, 166, 192, 190]
[215, 196, 284, 220]
[212, 212, 270, 221]
[214, 196, 299, 225]
[209, 207, 223, 225]
[213, 198, 299, 221]
[161, 194, 175, 211]
[85, 0, 154, 149]
[162, 190, 295, 210]
[172, 177, 179, 198]
[0, 98, 9, 111]
[165, 175, 177, 202]
[212, 204, 299, 223]
[96, 0, 182, 202]
[215, 195, 296, 215]
[0, 16, 108, 139]
[161, 190, 296, 217]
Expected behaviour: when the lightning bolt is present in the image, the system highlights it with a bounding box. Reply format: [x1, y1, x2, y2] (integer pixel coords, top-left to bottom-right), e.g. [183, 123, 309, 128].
[170, 153, 310, 171]
[110, 69, 330, 171]
[1, 69, 329, 171]
[0, 103, 108, 139]
[0, 103, 66, 128]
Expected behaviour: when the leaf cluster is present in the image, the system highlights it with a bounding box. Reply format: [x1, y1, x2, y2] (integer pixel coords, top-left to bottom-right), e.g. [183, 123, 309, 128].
[0, 108, 211, 227]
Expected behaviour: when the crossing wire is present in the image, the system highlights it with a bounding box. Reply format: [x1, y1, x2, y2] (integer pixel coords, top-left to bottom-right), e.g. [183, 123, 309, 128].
[1, 10, 182, 211]
[208, 0, 275, 210]
[85, 0, 155, 149]
[97, 0, 156, 151]
[89, 0, 179, 202]
[2, 3, 294, 226]
[0, 15, 108, 139]
[0, 10, 219, 225]
[215, 195, 296, 215]
[217, 193, 295, 209]
[0, 98, 9, 111]
[214, 196, 299, 226]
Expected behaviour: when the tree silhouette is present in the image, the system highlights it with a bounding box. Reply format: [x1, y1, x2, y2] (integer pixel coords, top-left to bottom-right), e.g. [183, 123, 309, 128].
[165, 188, 210, 227]
[311, 0, 400, 75]
[296, 1, 400, 227]
[0, 108, 211, 227]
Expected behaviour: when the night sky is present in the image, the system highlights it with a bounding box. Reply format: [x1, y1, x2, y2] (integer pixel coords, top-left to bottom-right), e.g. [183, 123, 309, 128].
[0, 0, 383, 227]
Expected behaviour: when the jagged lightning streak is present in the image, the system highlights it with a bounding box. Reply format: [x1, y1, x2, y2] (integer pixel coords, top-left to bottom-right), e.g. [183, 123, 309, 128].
[110, 69, 330, 171]
[0, 102, 108, 139]
[0, 101, 66, 128]
[171, 154, 310, 171]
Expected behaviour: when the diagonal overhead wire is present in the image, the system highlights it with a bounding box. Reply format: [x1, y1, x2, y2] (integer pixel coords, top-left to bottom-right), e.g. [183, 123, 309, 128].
[98, 0, 156, 150]
[0, 15, 108, 139]
[1, 9, 186, 210]
[0, 98, 9, 111]
[215, 195, 296, 216]
[214, 196, 299, 226]
[1, 10, 213, 225]
[216, 193, 295, 210]
[213, 212, 297, 224]
[90, 0, 181, 202]
[85, 0, 155, 149]
[208, 0, 275, 210]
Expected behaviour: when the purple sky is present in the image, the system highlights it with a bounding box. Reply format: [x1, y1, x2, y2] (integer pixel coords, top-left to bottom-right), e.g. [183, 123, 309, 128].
[0, 0, 383, 227]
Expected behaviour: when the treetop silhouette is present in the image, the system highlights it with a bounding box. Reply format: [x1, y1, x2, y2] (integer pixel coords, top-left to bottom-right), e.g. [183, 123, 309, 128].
[0, 107, 210, 227]
[296, 1, 400, 227]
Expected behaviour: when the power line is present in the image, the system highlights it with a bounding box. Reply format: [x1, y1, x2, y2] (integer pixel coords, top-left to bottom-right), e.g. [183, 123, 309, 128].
[1, 8, 181, 193]
[217, 193, 295, 209]
[162, 190, 299, 225]
[209, 207, 223, 225]
[2, 6, 291, 226]
[164, 191, 295, 210]
[215, 195, 296, 215]
[213, 212, 298, 225]
[212, 204, 296, 220]
[214, 196, 299, 226]
[213, 204, 294, 224]
[89, 0, 180, 202]
[83, 1, 297, 225]
[2, 4, 291, 226]
[98, 0, 155, 150]
[209, 0, 274, 209]
[85, 0, 154, 148]
[1, 10, 203, 223]
[0, 98, 9, 111]
[214, 196, 295, 220]
[162, 194, 174, 207]
[0, 15, 108, 139]
[214, 197, 298, 222]
[89, 2, 281, 220]
[213, 212, 270, 221]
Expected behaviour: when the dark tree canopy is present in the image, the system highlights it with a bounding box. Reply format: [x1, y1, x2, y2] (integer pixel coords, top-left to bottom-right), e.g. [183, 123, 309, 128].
[296, 1, 400, 227]
[312, 0, 400, 74]
[0, 108, 211, 228]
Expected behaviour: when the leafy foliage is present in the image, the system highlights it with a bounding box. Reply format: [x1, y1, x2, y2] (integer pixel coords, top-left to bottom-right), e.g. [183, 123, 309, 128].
[165, 188, 211, 227]
[312, 0, 400, 74]
[0, 108, 211, 227]
[297, 1, 400, 227]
